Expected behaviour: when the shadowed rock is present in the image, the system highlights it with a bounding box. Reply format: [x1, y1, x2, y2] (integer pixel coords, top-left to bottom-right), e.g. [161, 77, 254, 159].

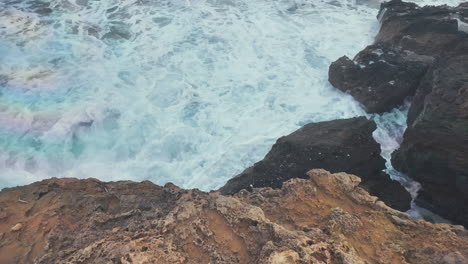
[392, 53, 468, 227]
[220, 117, 411, 211]
[329, 0, 468, 114]
[329, 0, 468, 227]
[329, 43, 432, 113]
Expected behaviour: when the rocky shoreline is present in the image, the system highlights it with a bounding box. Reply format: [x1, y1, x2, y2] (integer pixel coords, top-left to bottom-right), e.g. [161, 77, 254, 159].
[220, 117, 411, 212]
[329, 0, 468, 227]
[1, 0, 467, 263]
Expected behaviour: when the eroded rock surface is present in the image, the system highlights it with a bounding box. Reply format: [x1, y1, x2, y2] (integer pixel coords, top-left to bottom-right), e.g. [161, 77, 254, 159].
[0, 170, 466, 264]
[220, 117, 411, 211]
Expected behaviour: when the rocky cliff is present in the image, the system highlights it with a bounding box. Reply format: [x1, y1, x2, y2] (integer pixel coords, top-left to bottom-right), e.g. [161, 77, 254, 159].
[1, 170, 467, 264]
[329, 0, 468, 227]
[1, 1, 467, 263]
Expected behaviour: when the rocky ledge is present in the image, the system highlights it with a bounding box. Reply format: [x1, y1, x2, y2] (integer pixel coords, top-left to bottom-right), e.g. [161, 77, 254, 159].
[1, 170, 467, 264]
[329, 0, 468, 227]
[220, 117, 411, 212]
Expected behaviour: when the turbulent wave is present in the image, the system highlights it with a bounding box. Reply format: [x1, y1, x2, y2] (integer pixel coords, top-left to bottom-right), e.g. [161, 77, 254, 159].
[0, 0, 461, 191]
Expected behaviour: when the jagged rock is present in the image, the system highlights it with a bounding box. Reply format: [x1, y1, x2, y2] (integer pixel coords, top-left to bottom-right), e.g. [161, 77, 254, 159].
[328, 43, 432, 113]
[220, 117, 411, 211]
[359, 171, 411, 211]
[329, 0, 468, 114]
[0, 170, 466, 264]
[328, 0, 468, 227]
[376, 0, 465, 56]
[392, 53, 468, 227]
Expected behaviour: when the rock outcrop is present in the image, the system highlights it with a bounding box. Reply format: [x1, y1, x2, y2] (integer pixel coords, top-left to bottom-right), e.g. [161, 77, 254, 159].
[392, 54, 468, 227]
[328, 43, 432, 113]
[375, 0, 466, 56]
[329, 0, 467, 114]
[383, 1, 468, 227]
[329, 0, 468, 227]
[0, 170, 467, 264]
[220, 117, 411, 211]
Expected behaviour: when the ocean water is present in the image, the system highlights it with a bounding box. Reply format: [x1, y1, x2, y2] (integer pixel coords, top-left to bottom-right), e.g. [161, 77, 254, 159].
[0, 0, 461, 191]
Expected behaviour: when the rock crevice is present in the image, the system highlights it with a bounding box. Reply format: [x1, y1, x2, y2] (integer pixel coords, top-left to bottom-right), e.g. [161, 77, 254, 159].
[220, 117, 411, 211]
[328, 0, 468, 227]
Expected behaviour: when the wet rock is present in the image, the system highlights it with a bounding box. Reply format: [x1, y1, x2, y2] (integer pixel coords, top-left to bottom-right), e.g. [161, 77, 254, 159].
[329, 43, 432, 113]
[329, 0, 468, 114]
[376, 0, 463, 56]
[359, 171, 411, 211]
[329, 0, 468, 227]
[392, 53, 468, 227]
[0, 171, 466, 263]
[220, 117, 411, 211]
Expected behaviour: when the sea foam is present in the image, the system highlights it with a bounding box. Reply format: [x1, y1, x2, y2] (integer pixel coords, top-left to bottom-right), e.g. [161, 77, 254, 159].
[0, 0, 461, 191]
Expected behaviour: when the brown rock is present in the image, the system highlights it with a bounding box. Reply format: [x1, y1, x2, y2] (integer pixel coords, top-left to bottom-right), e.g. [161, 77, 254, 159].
[268, 250, 300, 264]
[10, 223, 23, 232]
[0, 172, 466, 264]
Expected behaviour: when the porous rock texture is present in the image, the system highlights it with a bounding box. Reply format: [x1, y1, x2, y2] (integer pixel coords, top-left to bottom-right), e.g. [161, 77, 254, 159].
[329, 0, 468, 227]
[220, 117, 411, 211]
[0, 170, 467, 264]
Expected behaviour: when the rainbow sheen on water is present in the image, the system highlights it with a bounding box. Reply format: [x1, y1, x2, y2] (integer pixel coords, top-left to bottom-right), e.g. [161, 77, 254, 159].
[0, 0, 461, 190]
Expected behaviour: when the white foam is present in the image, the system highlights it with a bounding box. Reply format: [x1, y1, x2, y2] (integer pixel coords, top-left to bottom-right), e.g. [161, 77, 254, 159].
[371, 100, 452, 222]
[0, 0, 461, 190]
[370, 101, 417, 194]
[456, 18, 468, 33]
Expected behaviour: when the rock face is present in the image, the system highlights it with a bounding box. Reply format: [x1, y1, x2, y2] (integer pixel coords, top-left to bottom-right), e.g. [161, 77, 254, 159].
[329, 0, 468, 227]
[220, 117, 411, 211]
[375, 0, 464, 56]
[392, 54, 468, 227]
[328, 44, 432, 113]
[329, 0, 467, 114]
[0, 170, 466, 264]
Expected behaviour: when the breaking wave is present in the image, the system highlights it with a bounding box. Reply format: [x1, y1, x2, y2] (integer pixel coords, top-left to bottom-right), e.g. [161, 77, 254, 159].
[0, 0, 460, 191]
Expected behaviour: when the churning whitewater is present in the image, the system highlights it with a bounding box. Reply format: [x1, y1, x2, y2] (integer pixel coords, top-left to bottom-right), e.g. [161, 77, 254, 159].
[0, 0, 460, 191]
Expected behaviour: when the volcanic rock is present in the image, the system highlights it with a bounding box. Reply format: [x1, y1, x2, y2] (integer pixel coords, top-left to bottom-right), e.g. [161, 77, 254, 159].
[329, 0, 468, 227]
[392, 53, 468, 227]
[376, 0, 464, 56]
[328, 43, 432, 113]
[329, 0, 468, 113]
[220, 117, 411, 211]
